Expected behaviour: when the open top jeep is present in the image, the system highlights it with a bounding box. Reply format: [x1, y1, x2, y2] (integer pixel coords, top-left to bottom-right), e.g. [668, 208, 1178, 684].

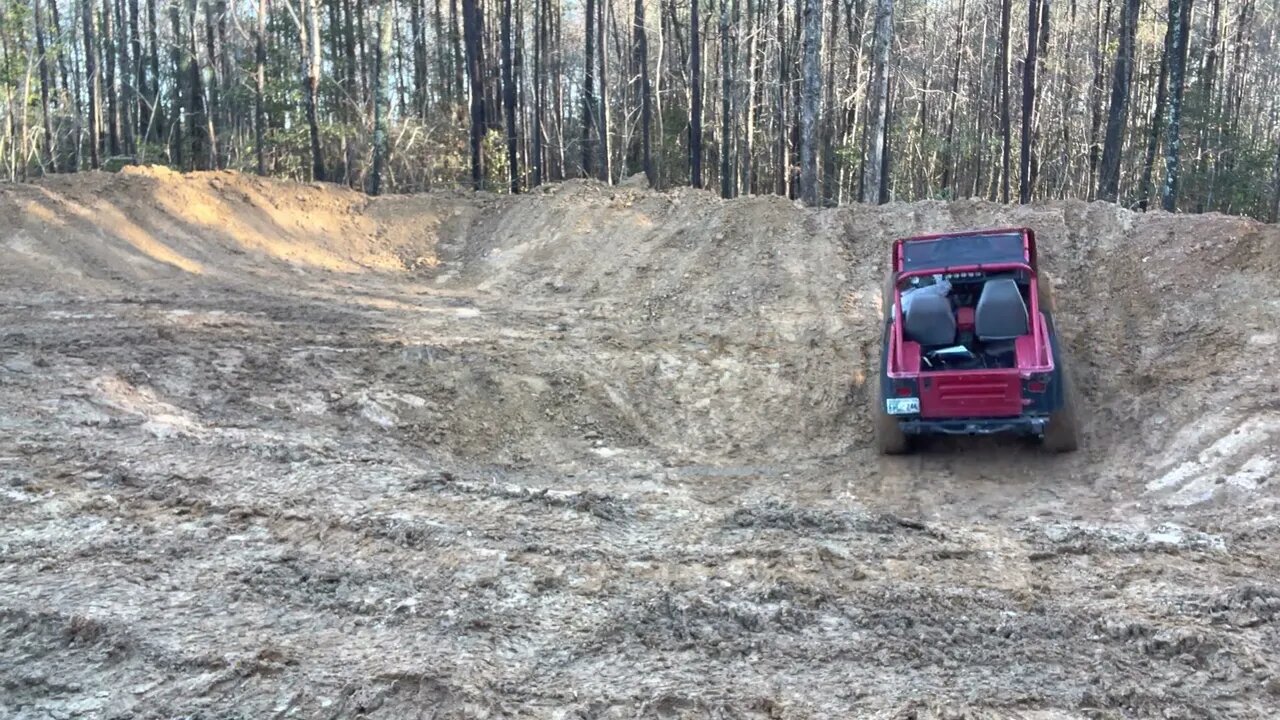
[874, 227, 1081, 454]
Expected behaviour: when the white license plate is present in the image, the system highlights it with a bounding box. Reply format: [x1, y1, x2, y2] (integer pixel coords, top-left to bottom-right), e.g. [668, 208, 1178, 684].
[886, 397, 920, 415]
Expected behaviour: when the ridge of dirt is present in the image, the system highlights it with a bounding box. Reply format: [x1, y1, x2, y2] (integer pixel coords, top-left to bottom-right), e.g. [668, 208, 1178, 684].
[2, 168, 1279, 718]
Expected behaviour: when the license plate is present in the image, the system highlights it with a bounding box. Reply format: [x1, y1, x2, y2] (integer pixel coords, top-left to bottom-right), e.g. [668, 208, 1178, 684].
[886, 397, 920, 415]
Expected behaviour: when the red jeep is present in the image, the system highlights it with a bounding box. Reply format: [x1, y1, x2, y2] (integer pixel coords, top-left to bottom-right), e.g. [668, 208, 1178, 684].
[874, 228, 1080, 454]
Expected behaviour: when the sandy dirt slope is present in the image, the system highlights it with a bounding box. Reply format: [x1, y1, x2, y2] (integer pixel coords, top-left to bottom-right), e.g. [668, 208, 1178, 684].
[2, 168, 1279, 718]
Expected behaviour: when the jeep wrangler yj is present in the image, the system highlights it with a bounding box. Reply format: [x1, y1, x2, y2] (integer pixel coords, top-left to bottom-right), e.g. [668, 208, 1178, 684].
[874, 228, 1080, 454]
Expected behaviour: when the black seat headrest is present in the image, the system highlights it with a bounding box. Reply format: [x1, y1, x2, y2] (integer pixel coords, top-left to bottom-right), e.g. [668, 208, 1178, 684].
[903, 292, 956, 346]
[975, 278, 1029, 340]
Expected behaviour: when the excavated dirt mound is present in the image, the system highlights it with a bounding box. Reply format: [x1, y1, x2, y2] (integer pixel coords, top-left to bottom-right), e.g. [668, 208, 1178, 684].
[2, 168, 1279, 718]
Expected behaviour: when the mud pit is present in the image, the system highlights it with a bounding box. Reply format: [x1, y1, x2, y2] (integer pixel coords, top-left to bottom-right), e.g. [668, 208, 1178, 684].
[2, 168, 1279, 718]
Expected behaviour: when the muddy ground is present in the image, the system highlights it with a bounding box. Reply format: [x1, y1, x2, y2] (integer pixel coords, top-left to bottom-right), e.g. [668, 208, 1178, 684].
[2, 168, 1279, 719]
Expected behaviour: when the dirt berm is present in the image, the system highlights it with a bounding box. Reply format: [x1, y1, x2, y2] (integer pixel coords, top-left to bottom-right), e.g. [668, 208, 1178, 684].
[2, 167, 1278, 718]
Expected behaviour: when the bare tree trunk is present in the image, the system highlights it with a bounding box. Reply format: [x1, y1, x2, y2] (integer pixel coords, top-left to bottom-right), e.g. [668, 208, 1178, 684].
[371, 0, 392, 194]
[1018, 0, 1039, 203]
[202, 0, 221, 166]
[635, 0, 654, 186]
[302, 0, 326, 180]
[939, 0, 966, 195]
[1160, 0, 1192, 211]
[129, 0, 144, 142]
[532, 0, 545, 185]
[719, 0, 732, 197]
[103, 0, 121, 157]
[255, 0, 267, 175]
[168, 0, 184, 167]
[1086, 0, 1111, 197]
[774, 0, 787, 195]
[502, 0, 520, 191]
[1138, 16, 1171, 210]
[690, 0, 703, 187]
[860, 0, 891, 203]
[997, 0, 1010, 202]
[598, 0, 612, 182]
[35, 0, 56, 169]
[146, 0, 162, 143]
[85, 0, 102, 168]
[582, 0, 597, 176]
[463, 0, 485, 186]
[1096, 0, 1137, 202]
[798, 0, 820, 205]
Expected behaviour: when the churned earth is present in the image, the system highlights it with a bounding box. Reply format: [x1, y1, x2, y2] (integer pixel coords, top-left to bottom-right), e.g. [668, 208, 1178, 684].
[1, 167, 1278, 719]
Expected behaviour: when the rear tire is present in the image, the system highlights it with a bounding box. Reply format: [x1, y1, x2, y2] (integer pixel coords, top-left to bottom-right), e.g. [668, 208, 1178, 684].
[881, 269, 896, 322]
[873, 319, 911, 455]
[1041, 357, 1081, 454]
[874, 401, 912, 455]
[1037, 270, 1058, 314]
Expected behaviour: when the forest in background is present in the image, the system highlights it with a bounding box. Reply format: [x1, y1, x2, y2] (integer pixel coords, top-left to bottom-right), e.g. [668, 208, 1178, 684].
[1, 0, 1278, 219]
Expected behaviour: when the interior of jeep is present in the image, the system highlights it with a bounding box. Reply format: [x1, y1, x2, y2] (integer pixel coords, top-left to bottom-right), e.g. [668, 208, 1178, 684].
[899, 271, 1033, 371]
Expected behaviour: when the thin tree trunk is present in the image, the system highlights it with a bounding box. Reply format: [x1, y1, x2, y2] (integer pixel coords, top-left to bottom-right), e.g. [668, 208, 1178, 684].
[774, 0, 787, 195]
[168, 0, 183, 167]
[129, 0, 144, 142]
[598, 0, 612, 182]
[371, 0, 392, 195]
[690, 0, 703, 187]
[255, 0, 267, 174]
[202, 0, 220, 167]
[939, 0, 966, 195]
[303, 0, 325, 180]
[635, 0, 654, 185]
[35, 0, 56, 169]
[719, 0, 733, 197]
[85, 0, 102, 168]
[583, 0, 597, 176]
[798, 0, 820, 205]
[463, 0, 485, 186]
[146, 0, 162, 142]
[1160, 0, 1192, 211]
[1096, 0, 1137, 201]
[532, 0, 545, 185]
[412, 0, 427, 112]
[860, 0, 891, 203]
[104, 0, 121, 157]
[502, 0, 519, 190]
[1086, 0, 1111, 197]
[998, 0, 1010, 202]
[1018, 0, 1039, 203]
[1138, 15, 1171, 210]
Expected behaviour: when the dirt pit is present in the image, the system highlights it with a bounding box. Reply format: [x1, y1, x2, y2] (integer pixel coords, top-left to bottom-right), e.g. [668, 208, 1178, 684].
[2, 168, 1279, 718]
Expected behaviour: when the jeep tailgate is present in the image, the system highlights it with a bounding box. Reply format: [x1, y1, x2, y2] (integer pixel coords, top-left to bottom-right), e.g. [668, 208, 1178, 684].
[918, 370, 1023, 418]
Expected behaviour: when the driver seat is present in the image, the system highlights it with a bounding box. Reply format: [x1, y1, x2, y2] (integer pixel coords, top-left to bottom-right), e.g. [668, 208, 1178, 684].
[903, 292, 957, 347]
[975, 279, 1028, 353]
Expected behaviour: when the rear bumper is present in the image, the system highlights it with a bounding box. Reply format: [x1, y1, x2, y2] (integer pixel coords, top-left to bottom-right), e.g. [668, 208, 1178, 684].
[898, 416, 1048, 436]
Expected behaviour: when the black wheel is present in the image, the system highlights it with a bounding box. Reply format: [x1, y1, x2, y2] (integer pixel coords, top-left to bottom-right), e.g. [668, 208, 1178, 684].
[1037, 270, 1058, 314]
[873, 322, 911, 455]
[875, 403, 912, 455]
[1041, 316, 1081, 453]
[881, 269, 897, 323]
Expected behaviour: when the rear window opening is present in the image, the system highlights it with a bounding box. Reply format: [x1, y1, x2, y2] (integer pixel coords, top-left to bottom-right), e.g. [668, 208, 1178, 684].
[900, 273, 1034, 371]
[900, 232, 1026, 272]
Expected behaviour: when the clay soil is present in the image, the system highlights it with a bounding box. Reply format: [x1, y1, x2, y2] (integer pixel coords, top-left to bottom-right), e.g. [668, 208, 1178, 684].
[2, 167, 1279, 719]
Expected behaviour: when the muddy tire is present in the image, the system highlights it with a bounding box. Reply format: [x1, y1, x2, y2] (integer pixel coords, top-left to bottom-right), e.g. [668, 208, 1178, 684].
[1041, 360, 1081, 453]
[1037, 270, 1058, 314]
[875, 404, 912, 455]
[881, 269, 896, 322]
[873, 321, 911, 455]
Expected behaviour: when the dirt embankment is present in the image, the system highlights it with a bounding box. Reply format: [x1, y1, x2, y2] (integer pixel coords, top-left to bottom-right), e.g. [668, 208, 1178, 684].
[2, 168, 1279, 718]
